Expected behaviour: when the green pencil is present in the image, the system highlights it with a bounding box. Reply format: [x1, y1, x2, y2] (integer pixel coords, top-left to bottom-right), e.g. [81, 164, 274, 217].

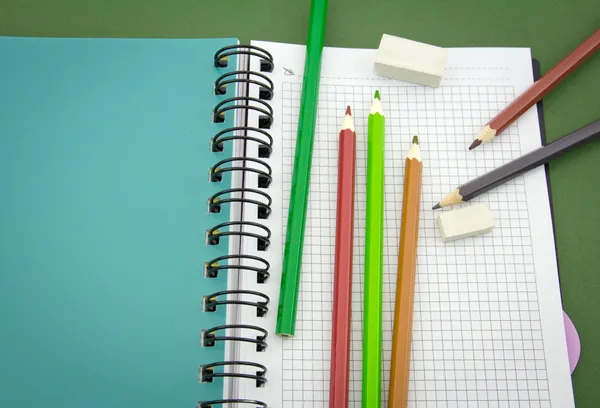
[363, 90, 385, 408]
[276, 0, 328, 338]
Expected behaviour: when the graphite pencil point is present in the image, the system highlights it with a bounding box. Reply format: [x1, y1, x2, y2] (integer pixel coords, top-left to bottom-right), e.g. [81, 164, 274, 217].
[469, 139, 482, 150]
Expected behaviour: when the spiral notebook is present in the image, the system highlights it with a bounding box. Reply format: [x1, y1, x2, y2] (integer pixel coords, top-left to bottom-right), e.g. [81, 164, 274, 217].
[0, 36, 574, 408]
[0, 36, 274, 407]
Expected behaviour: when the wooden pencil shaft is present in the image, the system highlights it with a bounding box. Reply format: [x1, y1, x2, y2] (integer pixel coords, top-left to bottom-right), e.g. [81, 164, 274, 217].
[362, 101, 385, 408]
[490, 29, 600, 135]
[463, 119, 600, 201]
[276, 0, 328, 337]
[329, 126, 355, 408]
[389, 157, 422, 408]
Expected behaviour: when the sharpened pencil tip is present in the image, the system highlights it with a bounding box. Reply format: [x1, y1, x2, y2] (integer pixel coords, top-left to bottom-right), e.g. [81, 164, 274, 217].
[412, 135, 419, 145]
[468, 139, 482, 150]
[345, 105, 351, 115]
[432, 203, 441, 210]
[374, 90, 380, 100]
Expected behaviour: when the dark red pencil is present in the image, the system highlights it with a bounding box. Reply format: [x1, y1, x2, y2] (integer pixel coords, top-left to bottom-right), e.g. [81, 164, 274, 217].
[469, 28, 600, 149]
[329, 106, 356, 408]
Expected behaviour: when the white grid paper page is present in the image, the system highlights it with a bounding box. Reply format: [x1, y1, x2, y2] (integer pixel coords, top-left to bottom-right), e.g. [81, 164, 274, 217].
[241, 42, 574, 408]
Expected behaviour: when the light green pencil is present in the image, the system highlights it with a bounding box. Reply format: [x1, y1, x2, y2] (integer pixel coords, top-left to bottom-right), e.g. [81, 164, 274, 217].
[363, 90, 385, 408]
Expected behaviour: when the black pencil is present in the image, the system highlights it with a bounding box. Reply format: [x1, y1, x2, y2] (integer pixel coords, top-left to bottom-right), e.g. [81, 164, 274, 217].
[433, 119, 600, 209]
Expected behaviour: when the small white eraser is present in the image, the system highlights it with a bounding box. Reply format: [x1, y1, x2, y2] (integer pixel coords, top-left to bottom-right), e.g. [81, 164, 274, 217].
[374, 34, 447, 88]
[437, 204, 494, 242]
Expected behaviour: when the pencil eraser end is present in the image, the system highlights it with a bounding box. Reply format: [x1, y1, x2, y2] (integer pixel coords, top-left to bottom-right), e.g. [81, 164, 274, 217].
[437, 204, 494, 242]
[374, 34, 447, 88]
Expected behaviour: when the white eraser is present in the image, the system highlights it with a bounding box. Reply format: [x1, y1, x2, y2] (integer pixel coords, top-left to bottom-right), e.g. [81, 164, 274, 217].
[437, 204, 494, 242]
[374, 34, 447, 88]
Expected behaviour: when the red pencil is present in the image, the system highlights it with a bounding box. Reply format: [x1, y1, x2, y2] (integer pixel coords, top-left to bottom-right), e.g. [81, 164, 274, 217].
[329, 106, 356, 408]
[469, 28, 600, 149]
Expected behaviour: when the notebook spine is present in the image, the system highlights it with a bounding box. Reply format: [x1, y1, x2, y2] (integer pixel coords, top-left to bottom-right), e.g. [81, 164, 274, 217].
[198, 44, 274, 408]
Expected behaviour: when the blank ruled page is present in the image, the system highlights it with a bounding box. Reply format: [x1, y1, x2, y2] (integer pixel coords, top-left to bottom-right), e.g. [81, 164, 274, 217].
[241, 42, 574, 408]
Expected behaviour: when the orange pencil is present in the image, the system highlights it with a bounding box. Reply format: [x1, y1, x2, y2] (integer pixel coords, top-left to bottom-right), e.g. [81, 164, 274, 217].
[388, 136, 423, 408]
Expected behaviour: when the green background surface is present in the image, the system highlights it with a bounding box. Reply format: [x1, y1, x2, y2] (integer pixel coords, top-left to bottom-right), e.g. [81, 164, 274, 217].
[1, 0, 599, 405]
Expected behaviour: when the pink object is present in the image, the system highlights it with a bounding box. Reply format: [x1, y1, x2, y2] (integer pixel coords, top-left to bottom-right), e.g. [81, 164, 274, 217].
[563, 311, 581, 374]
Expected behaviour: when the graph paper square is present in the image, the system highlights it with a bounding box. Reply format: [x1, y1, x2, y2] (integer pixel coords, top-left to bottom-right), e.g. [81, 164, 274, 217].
[278, 83, 550, 407]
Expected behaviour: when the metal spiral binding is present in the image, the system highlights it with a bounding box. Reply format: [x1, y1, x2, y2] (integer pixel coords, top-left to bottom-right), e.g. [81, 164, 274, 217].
[208, 188, 272, 219]
[210, 127, 273, 158]
[199, 361, 267, 387]
[199, 44, 274, 408]
[214, 71, 274, 100]
[198, 399, 267, 408]
[209, 157, 272, 188]
[203, 290, 270, 317]
[202, 325, 268, 352]
[204, 254, 270, 284]
[213, 44, 274, 72]
[213, 96, 274, 129]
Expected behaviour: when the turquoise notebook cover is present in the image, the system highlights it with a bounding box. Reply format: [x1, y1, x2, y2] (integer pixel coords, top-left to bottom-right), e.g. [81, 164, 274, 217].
[0, 37, 238, 406]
